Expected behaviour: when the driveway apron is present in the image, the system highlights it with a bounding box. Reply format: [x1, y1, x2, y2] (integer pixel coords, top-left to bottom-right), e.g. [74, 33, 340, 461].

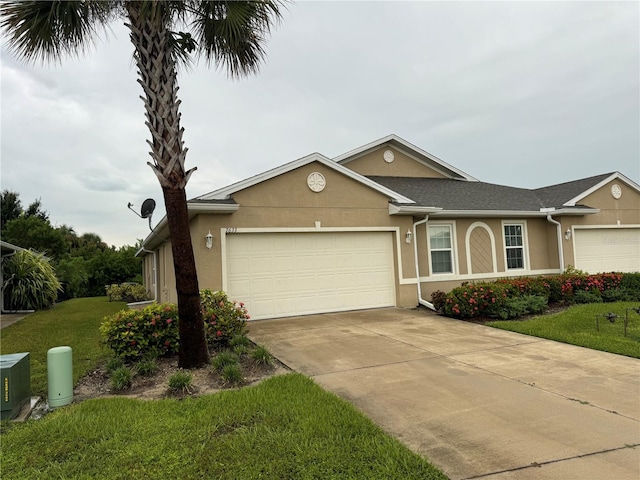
[248, 307, 640, 480]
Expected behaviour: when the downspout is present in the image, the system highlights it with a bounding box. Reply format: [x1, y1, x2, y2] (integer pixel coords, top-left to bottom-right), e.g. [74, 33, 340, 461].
[546, 215, 565, 273]
[412, 215, 435, 310]
[140, 247, 158, 302]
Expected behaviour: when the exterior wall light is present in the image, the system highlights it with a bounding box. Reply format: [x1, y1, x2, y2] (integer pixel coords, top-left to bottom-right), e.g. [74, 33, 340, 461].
[205, 231, 213, 249]
[565, 229, 572, 240]
[406, 229, 413, 244]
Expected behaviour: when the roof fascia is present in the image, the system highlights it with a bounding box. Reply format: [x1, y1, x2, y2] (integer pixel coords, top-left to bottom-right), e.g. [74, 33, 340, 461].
[138, 203, 240, 255]
[333, 134, 479, 182]
[563, 172, 640, 206]
[389, 205, 443, 215]
[429, 208, 599, 218]
[0, 240, 24, 253]
[195, 152, 415, 204]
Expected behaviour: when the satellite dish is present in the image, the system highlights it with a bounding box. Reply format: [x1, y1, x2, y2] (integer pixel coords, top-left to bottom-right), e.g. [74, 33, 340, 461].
[140, 199, 156, 219]
[127, 198, 156, 231]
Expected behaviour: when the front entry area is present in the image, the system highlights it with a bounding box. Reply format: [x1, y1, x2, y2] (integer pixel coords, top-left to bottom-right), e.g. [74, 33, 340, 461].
[225, 231, 396, 320]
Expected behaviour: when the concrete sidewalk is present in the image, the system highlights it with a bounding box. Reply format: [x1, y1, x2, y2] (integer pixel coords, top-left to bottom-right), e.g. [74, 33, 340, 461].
[248, 307, 640, 480]
[0, 312, 30, 329]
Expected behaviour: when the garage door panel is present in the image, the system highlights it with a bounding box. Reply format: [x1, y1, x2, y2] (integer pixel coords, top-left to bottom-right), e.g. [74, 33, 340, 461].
[226, 232, 396, 320]
[574, 229, 640, 273]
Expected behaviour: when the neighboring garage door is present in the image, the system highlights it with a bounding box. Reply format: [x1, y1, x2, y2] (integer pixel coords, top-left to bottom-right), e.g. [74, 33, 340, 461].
[574, 228, 640, 273]
[226, 231, 396, 320]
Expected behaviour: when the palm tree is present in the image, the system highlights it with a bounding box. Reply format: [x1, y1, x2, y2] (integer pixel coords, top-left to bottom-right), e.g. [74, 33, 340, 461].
[1, 1, 284, 368]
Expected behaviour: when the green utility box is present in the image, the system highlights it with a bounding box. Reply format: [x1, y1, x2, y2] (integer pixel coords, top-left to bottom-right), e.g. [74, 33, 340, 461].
[47, 346, 73, 408]
[0, 352, 31, 420]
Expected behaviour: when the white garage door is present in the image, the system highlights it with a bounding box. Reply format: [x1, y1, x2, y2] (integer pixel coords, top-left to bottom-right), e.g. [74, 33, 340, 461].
[574, 228, 640, 273]
[226, 232, 396, 320]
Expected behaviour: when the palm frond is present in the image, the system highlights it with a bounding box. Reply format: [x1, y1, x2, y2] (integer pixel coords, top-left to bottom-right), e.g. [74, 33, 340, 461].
[0, 0, 117, 63]
[188, 0, 285, 78]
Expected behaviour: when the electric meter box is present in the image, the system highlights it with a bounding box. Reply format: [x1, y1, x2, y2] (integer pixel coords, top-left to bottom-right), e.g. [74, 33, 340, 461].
[0, 352, 31, 420]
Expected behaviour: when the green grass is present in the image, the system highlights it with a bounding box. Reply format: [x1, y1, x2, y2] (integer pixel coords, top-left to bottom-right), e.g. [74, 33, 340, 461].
[488, 302, 640, 358]
[0, 297, 126, 396]
[2, 374, 446, 480]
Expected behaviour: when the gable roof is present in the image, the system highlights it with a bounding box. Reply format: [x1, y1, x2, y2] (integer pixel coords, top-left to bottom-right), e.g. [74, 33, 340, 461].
[369, 175, 607, 216]
[534, 172, 640, 207]
[333, 134, 479, 182]
[370, 177, 545, 211]
[194, 152, 415, 204]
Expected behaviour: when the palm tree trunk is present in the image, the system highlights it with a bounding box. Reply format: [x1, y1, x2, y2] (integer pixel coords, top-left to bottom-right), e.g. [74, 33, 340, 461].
[126, 2, 208, 368]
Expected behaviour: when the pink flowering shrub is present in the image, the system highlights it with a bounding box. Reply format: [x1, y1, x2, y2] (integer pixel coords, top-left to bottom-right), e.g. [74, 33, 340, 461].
[200, 289, 249, 347]
[100, 303, 180, 360]
[440, 271, 628, 320]
[101, 290, 250, 359]
[442, 283, 507, 318]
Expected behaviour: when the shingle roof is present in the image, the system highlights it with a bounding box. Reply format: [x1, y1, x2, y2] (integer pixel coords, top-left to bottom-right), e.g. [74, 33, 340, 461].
[532, 173, 614, 207]
[368, 175, 610, 212]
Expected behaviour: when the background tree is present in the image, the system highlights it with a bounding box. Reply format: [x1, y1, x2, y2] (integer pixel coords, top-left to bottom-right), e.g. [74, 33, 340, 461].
[1, 190, 22, 230]
[2, 215, 70, 261]
[1, 1, 284, 368]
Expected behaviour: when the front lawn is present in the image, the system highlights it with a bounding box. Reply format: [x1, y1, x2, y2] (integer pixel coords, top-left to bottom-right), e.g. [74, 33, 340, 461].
[488, 302, 640, 358]
[0, 297, 127, 396]
[2, 373, 446, 479]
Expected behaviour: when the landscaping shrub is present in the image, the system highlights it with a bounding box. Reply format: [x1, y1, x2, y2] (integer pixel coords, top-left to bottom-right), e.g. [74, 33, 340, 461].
[100, 303, 180, 360]
[440, 271, 629, 320]
[106, 357, 125, 374]
[105, 283, 148, 303]
[493, 295, 548, 320]
[220, 363, 243, 385]
[573, 289, 603, 304]
[443, 283, 506, 318]
[168, 371, 193, 393]
[200, 289, 249, 346]
[620, 273, 640, 301]
[250, 345, 274, 366]
[100, 290, 251, 360]
[110, 367, 132, 391]
[2, 249, 61, 310]
[430, 290, 447, 311]
[211, 351, 239, 371]
[136, 358, 158, 377]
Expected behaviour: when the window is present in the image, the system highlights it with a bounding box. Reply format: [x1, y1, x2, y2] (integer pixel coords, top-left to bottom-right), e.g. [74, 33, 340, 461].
[429, 225, 453, 274]
[504, 224, 524, 269]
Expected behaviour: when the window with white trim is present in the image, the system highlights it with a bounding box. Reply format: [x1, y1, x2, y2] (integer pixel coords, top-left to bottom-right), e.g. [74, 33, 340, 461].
[428, 225, 453, 274]
[504, 224, 525, 269]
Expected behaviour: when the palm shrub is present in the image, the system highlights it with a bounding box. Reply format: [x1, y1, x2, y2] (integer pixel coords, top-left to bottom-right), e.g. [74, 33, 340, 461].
[2, 249, 61, 310]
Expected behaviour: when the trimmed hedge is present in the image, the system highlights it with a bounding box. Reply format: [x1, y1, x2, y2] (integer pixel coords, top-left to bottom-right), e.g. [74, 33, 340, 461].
[434, 271, 640, 320]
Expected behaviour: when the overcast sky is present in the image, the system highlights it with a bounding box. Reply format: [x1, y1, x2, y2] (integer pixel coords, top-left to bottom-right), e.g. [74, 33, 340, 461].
[2, 1, 638, 247]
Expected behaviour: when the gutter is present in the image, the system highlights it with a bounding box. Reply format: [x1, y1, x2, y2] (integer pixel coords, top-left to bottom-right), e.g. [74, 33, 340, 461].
[412, 215, 435, 310]
[546, 215, 565, 273]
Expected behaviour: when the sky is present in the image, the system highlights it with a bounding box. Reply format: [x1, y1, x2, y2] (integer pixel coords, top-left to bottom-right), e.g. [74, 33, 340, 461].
[1, 1, 638, 248]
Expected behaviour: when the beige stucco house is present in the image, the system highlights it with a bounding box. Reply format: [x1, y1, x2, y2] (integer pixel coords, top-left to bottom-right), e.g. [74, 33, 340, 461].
[138, 135, 640, 320]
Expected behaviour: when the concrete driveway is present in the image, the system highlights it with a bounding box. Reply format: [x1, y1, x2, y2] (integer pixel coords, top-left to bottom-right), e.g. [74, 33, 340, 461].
[248, 307, 640, 480]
